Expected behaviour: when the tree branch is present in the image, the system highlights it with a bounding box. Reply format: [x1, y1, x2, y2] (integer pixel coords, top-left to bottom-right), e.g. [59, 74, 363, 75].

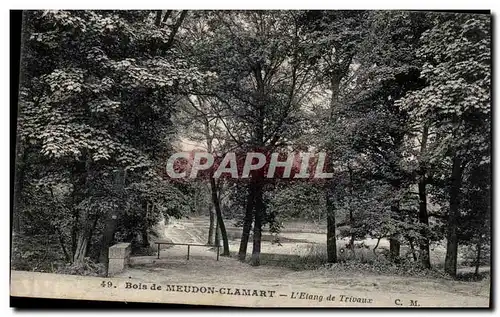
[165, 10, 188, 50]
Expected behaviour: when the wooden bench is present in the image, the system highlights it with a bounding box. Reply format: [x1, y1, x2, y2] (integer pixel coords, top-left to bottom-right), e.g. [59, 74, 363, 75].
[154, 241, 221, 261]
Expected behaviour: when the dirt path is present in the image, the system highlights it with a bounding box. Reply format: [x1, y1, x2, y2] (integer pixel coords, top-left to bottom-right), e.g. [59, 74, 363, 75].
[120, 252, 489, 296]
[115, 255, 489, 307]
[119, 217, 490, 307]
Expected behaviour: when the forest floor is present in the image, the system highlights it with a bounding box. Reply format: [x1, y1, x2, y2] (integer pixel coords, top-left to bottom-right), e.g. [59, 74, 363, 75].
[115, 217, 490, 307]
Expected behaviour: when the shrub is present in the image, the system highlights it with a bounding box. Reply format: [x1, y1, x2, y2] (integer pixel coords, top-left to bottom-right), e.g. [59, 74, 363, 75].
[282, 242, 452, 279]
[317, 258, 451, 279]
[12, 233, 106, 276]
[11, 234, 68, 273]
[460, 243, 491, 267]
[55, 258, 106, 277]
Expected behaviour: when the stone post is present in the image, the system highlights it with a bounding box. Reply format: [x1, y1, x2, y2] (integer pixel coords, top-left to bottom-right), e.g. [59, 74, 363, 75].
[107, 242, 131, 276]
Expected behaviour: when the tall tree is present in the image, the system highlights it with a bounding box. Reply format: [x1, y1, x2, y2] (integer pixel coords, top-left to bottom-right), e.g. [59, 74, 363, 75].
[184, 11, 320, 265]
[177, 95, 232, 255]
[298, 10, 366, 263]
[17, 10, 204, 265]
[333, 11, 434, 262]
[398, 13, 491, 275]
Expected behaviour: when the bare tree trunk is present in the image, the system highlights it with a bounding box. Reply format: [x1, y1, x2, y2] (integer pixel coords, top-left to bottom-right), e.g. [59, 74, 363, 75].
[56, 228, 71, 263]
[475, 238, 482, 276]
[373, 237, 381, 256]
[389, 237, 401, 261]
[325, 146, 337, 264]
[13, 137, 27, 233]
[165, 11, 188, 49]
[348, 165, 355, 255]
[141, 229, 149, 248]
[250, 182, 264, 266]
[141, 202, 152, 248]
[238, 183, 255, 261]
[445, 154, 463, 277]
[207, 203, 215, 245]
[408, 237, 418, 262]
[326, 186, 337, 263]
[210, 178, 230, 256]
[73, 210, 92, 264]
[324, 73, 348, 264]
[73, 232, 88, 264]
[154, 10, 162, 27]
[71, 219, 78, 256]
[248, 64, 266, 267]
[418, 177, 431, 268]
[389, 181, 402, 261]
[418, 124, 431, 269]
[200, 99, 228, 253]
[161, 10, 173, 25]
[71, 157, 93, 264]
[214, 214, 220, 246]
[86, 215, 99, 259]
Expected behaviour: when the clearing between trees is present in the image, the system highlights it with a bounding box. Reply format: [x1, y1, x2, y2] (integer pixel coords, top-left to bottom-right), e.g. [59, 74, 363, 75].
[113, 217, 489, 306]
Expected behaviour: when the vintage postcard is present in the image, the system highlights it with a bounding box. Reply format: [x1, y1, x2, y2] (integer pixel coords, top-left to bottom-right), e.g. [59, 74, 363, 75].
[10, 9, 491, 308]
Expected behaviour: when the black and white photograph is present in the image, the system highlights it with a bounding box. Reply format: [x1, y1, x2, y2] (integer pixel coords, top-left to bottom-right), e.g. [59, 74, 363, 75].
[9, 9, 492, 308]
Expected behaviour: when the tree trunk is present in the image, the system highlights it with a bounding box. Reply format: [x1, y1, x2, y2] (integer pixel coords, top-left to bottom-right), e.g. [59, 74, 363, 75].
[98, 169, 126, 265]
[215, 214, 220, 246]
[71, 157, 93, 264]
[142, 227, 149, 248]
[418, 177, 431, 268]
[324, 73, 348, 264]
[408, 237, 418, 262]
[389, 237, 401, 260]
[248, 64, 266, 266]
[210, 177, 230, 256]
[418, 124, 431, 268]
[207, 203, 215, 245]
[71, 220, 78, 256]
[165, 11, 188, 49]
[475, 238, 482, 276]
[373, 237, 381, 256]
[238, 182, 255, 261]
[348, 166, 355, 256]
[324, 147, 337, 264]
[72, 208, 88, 264]
[73, 229, 89, 264]
[389, 182, 402, 261]
[13, 138, 27, 233]
[56, 228, 71, 263]
[445, 155, 463, 276]
[250, 182, 264, 266]
[162, 10, 173, 25]
[326, 186, 337, 263]
[86, 215, 99, 259]
[203, 113, 216, 246]
[154, 10, 162, 27]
